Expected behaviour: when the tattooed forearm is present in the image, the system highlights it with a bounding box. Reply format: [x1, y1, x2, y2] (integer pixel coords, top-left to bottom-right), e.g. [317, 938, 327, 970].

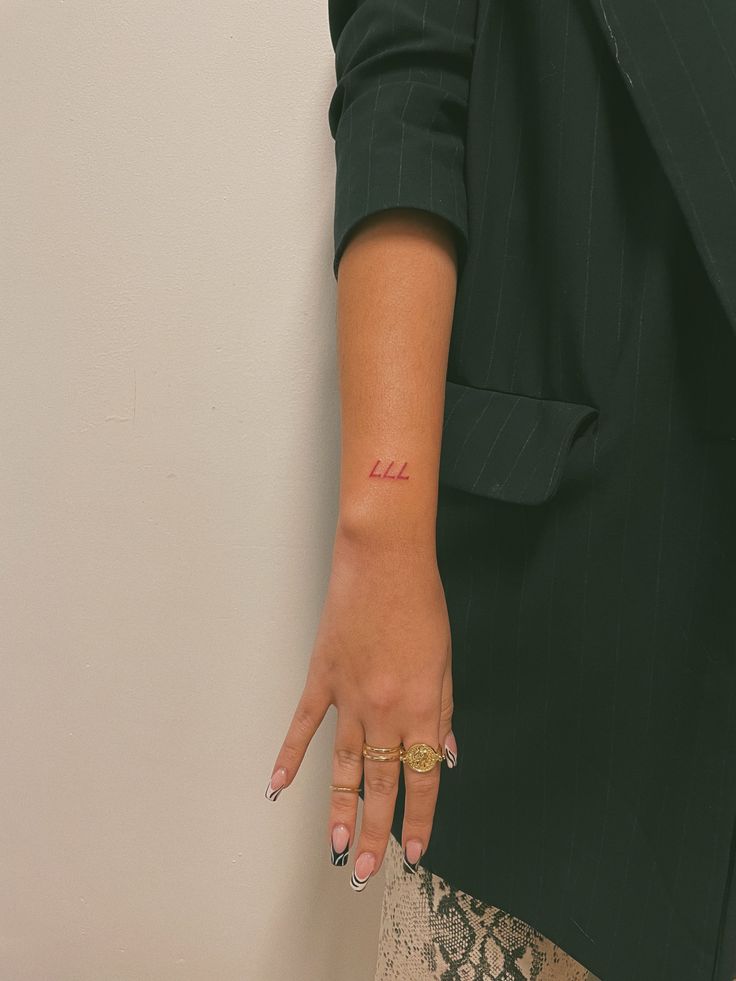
[368, 459, 410, 480]
[333, 212, 457, 544]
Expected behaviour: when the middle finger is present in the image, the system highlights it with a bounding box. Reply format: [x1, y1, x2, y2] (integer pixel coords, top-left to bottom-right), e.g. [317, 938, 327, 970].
[350, 727, 401, 892]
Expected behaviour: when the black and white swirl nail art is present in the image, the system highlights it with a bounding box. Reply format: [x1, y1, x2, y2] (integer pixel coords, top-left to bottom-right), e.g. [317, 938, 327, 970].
[444, 744, 457, 768]
[330, 840, 350, 866]
[264, 777, 285, 801]
[350, 867, 371, 891]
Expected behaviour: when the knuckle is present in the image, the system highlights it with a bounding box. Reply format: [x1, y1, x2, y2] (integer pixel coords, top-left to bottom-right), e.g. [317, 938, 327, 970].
[408, 773, 438, 794]
[405, 790, 436, 814]
[334, 746, 363, 768]
[358, 830, 388, 855]
[330, 801, 357, 821]
[403, 813, 433, 830]
[278, 745, 301, 770]
[291, 703, 316, 737]
[365, 772, 398, 797]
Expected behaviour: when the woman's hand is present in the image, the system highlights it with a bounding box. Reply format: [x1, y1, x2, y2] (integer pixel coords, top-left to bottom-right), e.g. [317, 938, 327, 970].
[264, 524, 458, 890]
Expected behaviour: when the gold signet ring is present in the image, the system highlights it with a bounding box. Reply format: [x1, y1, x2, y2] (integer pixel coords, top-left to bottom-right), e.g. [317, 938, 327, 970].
[400, 742, 445, 772]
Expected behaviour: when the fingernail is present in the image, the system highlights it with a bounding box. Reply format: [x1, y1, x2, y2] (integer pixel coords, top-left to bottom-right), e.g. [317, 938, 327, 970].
[443, 732, 458, 768]
[330, 824, 350, 866]
[350, 852, 375, 891]
[265, 767, 287, 801]
[403, 839, 423, 874]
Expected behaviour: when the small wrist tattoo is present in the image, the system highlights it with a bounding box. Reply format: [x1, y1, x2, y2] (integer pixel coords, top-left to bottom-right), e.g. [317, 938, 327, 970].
[369, 459, 409, 480]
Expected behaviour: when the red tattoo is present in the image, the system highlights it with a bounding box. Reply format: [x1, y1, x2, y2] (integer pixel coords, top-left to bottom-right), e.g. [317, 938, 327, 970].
[369, 459, 410, 480]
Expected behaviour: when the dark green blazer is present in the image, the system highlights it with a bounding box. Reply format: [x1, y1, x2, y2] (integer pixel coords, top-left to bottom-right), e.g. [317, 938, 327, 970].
[327, 2, 736, 979]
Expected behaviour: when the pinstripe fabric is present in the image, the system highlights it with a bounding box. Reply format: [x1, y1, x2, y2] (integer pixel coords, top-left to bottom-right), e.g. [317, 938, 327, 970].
[440, 381, 599, 504]
[327, 2, 736, 979]
[327, 0, 478, 280]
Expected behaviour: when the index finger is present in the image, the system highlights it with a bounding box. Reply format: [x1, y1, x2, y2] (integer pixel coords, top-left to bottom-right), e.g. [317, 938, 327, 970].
[265, 684, 330, 801]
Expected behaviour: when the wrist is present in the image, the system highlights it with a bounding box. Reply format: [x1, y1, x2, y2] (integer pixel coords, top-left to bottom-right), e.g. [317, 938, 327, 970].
[334, 507, 437, 558]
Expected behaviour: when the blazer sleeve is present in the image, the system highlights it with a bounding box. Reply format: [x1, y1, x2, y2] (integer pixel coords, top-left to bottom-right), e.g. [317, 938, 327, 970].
[327, 0, 478, 280]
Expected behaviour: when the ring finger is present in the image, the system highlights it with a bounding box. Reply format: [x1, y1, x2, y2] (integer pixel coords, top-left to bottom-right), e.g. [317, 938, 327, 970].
[399, 729, 442, 873]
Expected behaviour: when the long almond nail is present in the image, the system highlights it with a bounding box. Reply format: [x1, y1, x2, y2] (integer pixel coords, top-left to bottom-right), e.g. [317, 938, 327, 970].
[403, 839, 423, 874]
[265, 767, 287, 801]
[330, 824, 350, 866]
[350, 852, 375, 891]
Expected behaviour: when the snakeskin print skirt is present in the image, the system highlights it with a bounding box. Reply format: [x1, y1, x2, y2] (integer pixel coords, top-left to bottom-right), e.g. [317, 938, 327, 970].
[374, 833, 602, 981]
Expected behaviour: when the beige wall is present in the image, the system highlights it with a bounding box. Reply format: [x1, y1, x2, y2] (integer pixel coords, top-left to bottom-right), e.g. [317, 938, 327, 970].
[1, 3, 383, 978]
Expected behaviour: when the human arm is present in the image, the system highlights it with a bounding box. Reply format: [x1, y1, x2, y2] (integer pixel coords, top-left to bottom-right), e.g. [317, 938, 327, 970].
[264, 0, 477, 889]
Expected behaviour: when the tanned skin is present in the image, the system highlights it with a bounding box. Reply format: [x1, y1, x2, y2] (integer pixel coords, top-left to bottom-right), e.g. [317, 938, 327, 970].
[265, 207, 459, 888]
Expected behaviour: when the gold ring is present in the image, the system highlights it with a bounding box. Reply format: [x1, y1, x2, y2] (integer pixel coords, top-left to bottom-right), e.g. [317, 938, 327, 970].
[362, 741, 403, 762]
[400, 742, 445, 772]
[330, 784, 361, 793]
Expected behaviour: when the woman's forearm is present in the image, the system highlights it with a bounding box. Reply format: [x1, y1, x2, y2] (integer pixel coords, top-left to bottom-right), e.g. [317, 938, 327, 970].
[334, 207, 459, 553]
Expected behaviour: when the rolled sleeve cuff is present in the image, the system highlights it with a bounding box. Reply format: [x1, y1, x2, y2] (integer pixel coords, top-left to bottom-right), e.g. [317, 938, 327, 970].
[331, 92, 470, 281]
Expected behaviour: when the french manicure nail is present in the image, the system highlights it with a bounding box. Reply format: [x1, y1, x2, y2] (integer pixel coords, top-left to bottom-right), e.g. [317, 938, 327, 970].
[330, 824, 350, 866]
[265, 767, 287, 801]
[350, 852, 375, 891]
[403, 839, 423, 874]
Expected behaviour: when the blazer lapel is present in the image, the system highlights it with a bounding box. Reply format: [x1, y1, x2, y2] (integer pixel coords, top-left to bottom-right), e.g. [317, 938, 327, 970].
[587, 0, 736, 338]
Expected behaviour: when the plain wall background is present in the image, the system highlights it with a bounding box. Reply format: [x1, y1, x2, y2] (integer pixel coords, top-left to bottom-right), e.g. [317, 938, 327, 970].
[1, 2, 385, 978]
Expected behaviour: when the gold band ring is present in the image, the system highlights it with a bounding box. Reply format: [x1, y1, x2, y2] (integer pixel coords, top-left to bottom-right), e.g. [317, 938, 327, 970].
[362, 741, 403, 762]
[330, 784, 361, 793]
